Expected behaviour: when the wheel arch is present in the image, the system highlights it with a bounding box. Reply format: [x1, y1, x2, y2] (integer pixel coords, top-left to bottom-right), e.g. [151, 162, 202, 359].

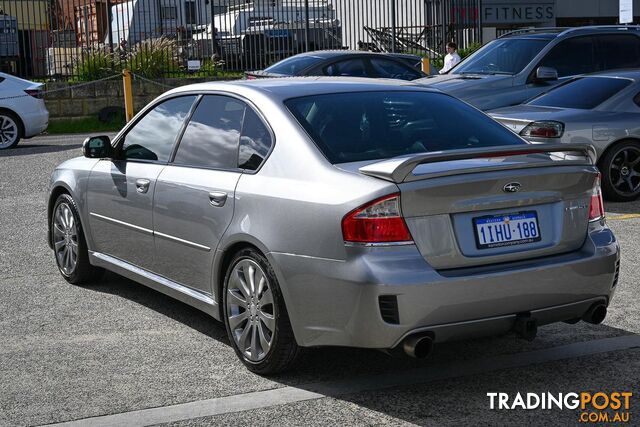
[596, 137, 640, 170]
[0, 107, 25, 137]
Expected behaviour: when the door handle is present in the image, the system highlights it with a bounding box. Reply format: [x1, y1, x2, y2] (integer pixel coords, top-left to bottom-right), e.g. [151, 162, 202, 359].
[209, 191, 228, 207]
[135, 178, 151, 194]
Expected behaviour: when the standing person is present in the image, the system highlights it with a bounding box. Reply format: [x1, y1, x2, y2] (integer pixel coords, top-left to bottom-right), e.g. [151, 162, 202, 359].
[439, 42, 461, 74]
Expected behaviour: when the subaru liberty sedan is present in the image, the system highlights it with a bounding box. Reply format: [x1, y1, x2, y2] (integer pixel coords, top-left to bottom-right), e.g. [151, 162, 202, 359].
[48, 78, 619, 374]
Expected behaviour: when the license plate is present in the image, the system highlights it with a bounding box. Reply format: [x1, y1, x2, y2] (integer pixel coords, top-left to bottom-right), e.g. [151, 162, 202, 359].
[473, 211, 541, 249]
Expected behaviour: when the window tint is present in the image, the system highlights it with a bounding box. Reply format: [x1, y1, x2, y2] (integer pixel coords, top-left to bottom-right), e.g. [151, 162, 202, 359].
[122, 96, 196, 162]
[239, 108, 272, 170]
[369, 58, 421, 80]
[285, 91, 525, 164]
[455, 38, 550, 75]
[599, 35, 640, 71]
[529, 77, 632, 109]
[540, 36, 596, 77]
[265, 55, 322, 75]
[323, 59, 368, 77]
[173, 95, 244, 169]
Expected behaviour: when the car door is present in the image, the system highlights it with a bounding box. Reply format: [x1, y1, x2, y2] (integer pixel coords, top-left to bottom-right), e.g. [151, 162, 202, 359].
[86, 95, 197, 271]
[152, 94, 271, 295]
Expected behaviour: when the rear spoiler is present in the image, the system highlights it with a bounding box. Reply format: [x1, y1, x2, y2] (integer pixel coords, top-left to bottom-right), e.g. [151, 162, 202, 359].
[358, 144, 597, 183]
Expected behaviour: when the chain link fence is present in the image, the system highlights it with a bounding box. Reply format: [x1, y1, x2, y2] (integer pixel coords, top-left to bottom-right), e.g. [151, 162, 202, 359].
[0, 0, 481, 81]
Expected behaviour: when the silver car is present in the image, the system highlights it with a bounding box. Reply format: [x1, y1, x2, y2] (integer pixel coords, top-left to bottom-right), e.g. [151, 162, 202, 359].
[490, 71, 640, 202]
[47, 78, 619, 374]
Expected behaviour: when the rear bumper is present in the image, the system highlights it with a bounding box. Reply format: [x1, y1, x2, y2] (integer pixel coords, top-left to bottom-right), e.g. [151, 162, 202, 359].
[21, 106, 48, 137]
[268, 222, 619, 349]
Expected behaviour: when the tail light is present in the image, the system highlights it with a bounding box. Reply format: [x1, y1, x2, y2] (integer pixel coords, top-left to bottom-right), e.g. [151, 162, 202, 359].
[342, 194, 413, 244]
[589, 173, 605, 222]
[24, 89, 43, 99]
[520, 121, 564, 138]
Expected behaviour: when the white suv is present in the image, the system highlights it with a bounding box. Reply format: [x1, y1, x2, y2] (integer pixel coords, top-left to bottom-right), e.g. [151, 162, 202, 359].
[0, 72, 49, 149]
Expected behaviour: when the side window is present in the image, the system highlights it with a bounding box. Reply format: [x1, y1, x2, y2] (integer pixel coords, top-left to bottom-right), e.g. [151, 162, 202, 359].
[239, 108, 273, 170]
[323, 59, 368, 77]
[598, 35, 640, 71]
[173, 95, 244, 169]
[539, 36, 596, 77]
[369, 58, 421, 80]
[122, 96, 196, 162]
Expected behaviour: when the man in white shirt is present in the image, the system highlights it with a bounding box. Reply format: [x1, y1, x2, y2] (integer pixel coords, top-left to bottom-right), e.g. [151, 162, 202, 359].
[439, 42, 461, 74]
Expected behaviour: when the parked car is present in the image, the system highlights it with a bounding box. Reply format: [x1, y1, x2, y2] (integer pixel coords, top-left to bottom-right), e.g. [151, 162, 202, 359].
[0, 72, 48, 149]
[245, 51, 426, 80]
[416, 25, 640, 110]
[47, 78, 618, 374]
[489, 71, 640, 202]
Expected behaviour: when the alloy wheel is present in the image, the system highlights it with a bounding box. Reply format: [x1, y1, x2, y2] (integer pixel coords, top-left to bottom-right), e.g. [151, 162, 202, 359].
[0, 115, 18, 149]
[609, 146, 640, 196]
[53, 202, 79, 276]
[226, 259, 276, 362]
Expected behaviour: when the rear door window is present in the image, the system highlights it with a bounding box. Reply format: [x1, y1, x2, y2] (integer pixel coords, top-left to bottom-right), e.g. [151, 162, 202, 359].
[598, 34, 640, 71]
[323, 59, 369, 77]
[369, 58, 422, 80]
[239, 107, 273, 170]
[285, 91, 525, 164]
[528, 77, 632, 109]
[539, 36, 597, 77]
[173, 95, 244, 169]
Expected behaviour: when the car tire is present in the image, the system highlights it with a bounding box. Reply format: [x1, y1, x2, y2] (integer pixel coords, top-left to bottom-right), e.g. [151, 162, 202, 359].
[51, 194, 104, 285]
[0, 111, 22, 149]
[223, 248, 300, 374]
[600, 140, 640, 202]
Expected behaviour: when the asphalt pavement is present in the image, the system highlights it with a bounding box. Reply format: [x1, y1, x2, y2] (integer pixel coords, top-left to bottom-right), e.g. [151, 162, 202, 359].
[0, 135, 638, 426]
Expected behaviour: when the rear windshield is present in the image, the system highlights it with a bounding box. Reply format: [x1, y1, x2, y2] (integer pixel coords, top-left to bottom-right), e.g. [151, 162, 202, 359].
[528, 77, 632, 109]
[285, 91, 526, 163]
[265, 55, 322, 75]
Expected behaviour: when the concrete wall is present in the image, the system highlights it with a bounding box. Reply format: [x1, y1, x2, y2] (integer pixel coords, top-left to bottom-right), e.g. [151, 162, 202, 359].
[43, 77, 233, 121]
[555, 0, 640, 18]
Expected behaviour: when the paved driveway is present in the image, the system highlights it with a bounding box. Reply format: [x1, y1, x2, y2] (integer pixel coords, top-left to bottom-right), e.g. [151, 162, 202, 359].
[0, 135, 638, 426]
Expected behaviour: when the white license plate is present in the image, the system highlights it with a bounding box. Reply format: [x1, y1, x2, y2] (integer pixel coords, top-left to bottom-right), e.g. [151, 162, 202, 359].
[473, 211, 541, 249]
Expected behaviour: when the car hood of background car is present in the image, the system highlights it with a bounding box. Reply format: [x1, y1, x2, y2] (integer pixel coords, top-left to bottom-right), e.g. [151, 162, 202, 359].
[415, 73, 515, 109]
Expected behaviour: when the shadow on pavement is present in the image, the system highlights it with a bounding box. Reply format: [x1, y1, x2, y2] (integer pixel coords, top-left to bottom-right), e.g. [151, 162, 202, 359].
[0, 143, 82, 157]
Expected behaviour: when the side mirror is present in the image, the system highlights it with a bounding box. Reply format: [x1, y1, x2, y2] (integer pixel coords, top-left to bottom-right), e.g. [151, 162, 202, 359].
[82, 135, 113, 159]
[535, 66, 558, 82]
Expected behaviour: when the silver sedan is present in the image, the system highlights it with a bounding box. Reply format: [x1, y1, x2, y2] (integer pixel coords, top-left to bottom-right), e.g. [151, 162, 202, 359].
[490, 71, 640, 201]
[47, 78, 619, 374]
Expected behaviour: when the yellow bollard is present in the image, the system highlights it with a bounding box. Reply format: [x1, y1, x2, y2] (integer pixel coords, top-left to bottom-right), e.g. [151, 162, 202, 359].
[122, 69, 134, 122]
[421, 57, 431, 75]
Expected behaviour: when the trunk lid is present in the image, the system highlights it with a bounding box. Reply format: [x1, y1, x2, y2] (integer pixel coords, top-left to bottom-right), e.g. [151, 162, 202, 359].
[358, 145, 598, 270]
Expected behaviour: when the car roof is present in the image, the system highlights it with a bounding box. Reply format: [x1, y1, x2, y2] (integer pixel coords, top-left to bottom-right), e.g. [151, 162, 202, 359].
[288, 50, 421, 60]
[499, 25, 640, 40]
[578, 69, 640, 81]
[166, 77, 438, 101]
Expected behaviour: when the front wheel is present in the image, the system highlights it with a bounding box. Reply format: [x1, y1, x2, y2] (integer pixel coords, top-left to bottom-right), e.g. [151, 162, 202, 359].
[52, 194, 104, 284]
[223, 248, 300, 374]
[600, 140, 640, 202]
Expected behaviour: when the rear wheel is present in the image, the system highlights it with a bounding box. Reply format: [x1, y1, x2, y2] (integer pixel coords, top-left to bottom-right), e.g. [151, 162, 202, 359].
[600, 140, 640, 202]
[0, 111, 21, 149]
[52, 194, 104, 284]
[223, 248, 300, 374]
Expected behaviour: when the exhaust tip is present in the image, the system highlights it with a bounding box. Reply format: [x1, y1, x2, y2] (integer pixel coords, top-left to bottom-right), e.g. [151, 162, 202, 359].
[514, 314, 537, 342]
[583, 303, 607, 325]
[403, 334, 434, 359]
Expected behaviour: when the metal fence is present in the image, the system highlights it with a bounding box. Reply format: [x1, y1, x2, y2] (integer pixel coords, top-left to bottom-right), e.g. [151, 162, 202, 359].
[0, 0, 482, 81]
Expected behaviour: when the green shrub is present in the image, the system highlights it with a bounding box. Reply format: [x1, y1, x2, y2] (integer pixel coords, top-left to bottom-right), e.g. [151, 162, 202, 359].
[73, 49, 117, 81]
[127, 37, 182, 79]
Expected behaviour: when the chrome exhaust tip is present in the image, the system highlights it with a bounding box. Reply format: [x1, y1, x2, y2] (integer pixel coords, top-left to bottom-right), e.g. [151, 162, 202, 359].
[403, 334, 434, 359]
[583, 303, 607, 325]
